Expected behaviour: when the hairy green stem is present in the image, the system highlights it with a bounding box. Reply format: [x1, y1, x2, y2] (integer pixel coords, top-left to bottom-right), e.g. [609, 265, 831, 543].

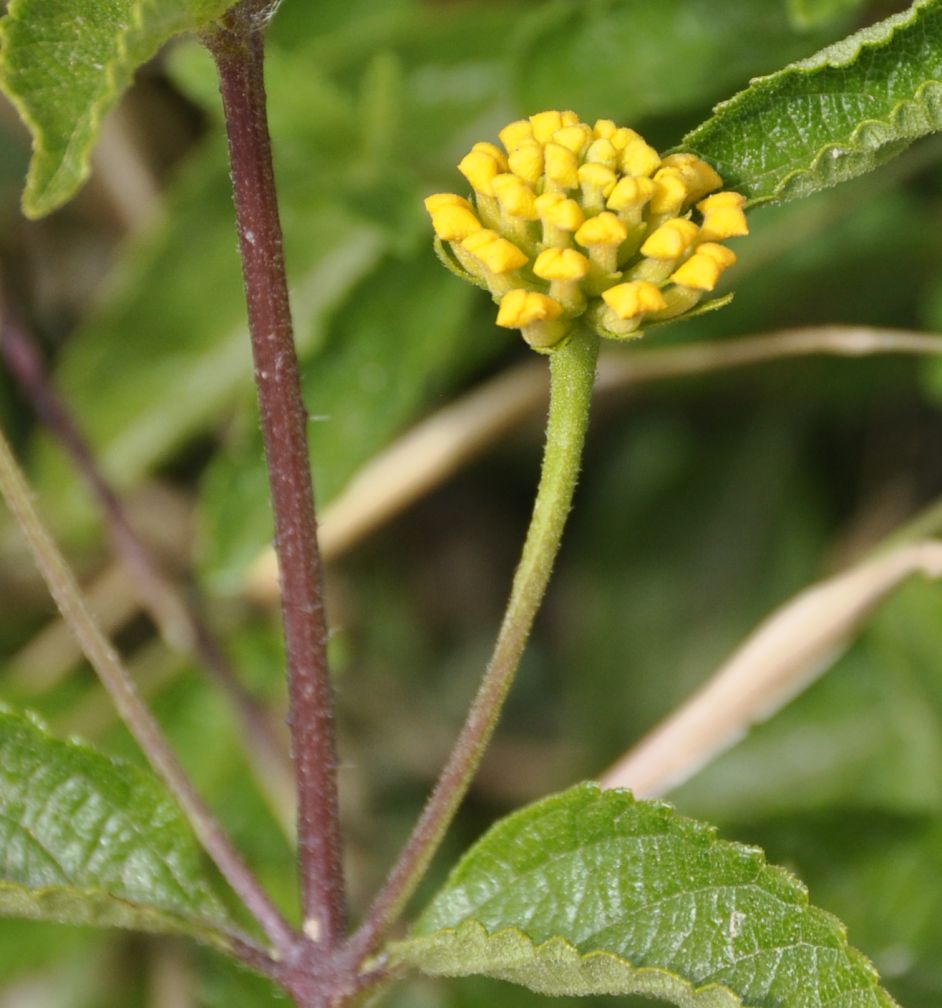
[347, 326, 600, 963]
[0, 425, 293, 956]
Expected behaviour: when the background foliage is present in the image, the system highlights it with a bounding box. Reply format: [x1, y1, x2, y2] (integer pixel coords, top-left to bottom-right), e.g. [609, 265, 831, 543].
[2, 0, 942, 1004]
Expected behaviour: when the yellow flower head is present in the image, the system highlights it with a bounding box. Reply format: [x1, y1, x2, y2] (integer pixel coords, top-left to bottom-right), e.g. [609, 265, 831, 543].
[425, 110, 748, 349]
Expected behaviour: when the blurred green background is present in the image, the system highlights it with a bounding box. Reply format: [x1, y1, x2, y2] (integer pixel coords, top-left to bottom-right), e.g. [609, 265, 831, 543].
[2, 0, 942, 1004]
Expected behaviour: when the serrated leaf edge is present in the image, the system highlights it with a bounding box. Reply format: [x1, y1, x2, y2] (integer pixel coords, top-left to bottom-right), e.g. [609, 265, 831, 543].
[392, 919, 749, 1007]
[402, 784, 900, 1008]
[0, 0, 230, 217]
[0, 879, 237, 951]
[684, 0, 942, 205]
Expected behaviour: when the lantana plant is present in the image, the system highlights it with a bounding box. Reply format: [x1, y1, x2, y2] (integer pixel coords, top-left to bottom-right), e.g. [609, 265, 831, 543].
[2, 0, 942, 1006]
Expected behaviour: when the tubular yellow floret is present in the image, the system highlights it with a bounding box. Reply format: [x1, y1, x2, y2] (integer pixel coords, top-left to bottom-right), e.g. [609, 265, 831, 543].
[552, 124, 592, 156]
[496, 289, 563, 328]
[649, 168, 689, 215]
[544, 143, 580, 190]
[471, 142, 509, 172]
[462, 229, 528, 274]
[458, 150, 503, 196]
[697, 191, 749, 241]
[533, 247, 591, 281]
[640, 218, 699, 259]
[492, 174, 538, 220]
[499, 119, 534, 152]
[584, 138, 618, 169]
[428, 202, 482, 241]
[696, 242, 737, 268]
[620, 137, 661, 178]
[602, 281, 667, 320]
[670, 252, 723, 290]
[424, 193, 472, 213]
[660, 153, 722, 204]
[578, 163, 618, 211]
[593, 119, 617, 140]
[529, 110, 566, 142]
[428, 110, 747, 348]
[535, 192, 585, 233]
[575, 212, 628, 250]
[508, 140, 545, 185]
[607, 176, 655, 213]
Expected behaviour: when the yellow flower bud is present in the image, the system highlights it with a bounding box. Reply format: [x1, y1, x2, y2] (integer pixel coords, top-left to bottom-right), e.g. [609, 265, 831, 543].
[606, 176, 653, 211]
[427, 202, 482, 241]
[660, 153, 722, 204]
[492, 174, 538, 220]
[697, 191, 749, 241]
[620, 137, 661, 178]
[424, 193, 472, 213]
[458, 149, 503, 196]
[428, 110, 747, 349]
[602, 281, 667, 320]
[575, 211, 628, 250]
[584, 138, 618, 169]
[670, 252, 723, 290]
[578, 163, 618, 210]
[508, 139, 545, 185]
[535, 191, 584, 232]
[649, 168, 689, 215]
[544, 142, 580, 190]
[529, 110, 566, 142]
[552, 124, 592, 156]
[496, 289, 563, 327]
[593, 119, 617, 140]
[471, 142, 509, 172]
[640, 218, 699, 259]
[462, 229, 528, 274]
[533, 247, 591, 281]
[499, 119, 534, 152]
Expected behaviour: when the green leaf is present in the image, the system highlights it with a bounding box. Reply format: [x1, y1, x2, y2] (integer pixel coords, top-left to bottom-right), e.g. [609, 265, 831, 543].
[683, 0, 942, 204]
[395, 783, 898, 1007]
[0, 708, 236, 949]
[0, 0, 235, 217]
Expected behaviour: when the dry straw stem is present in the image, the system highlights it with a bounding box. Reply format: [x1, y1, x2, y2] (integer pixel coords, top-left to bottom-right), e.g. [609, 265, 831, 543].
[245, 324, 942, 603]
[600, 539, 942, 797]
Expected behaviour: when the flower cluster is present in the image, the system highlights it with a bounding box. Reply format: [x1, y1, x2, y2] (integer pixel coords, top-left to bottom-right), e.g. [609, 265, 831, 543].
[425, 110, 748, 351]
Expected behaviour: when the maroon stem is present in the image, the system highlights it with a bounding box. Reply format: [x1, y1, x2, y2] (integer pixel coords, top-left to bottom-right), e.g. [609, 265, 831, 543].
[0, 307, 294, 804]
[205, 5, 345, 949]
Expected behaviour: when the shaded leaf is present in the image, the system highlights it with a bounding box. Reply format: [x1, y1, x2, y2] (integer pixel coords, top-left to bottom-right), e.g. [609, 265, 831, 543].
[0, 708, 235, 948]
[684, 0, 942, 204]
[0, 0, 235, 217]
[395, 783, 897, 1007]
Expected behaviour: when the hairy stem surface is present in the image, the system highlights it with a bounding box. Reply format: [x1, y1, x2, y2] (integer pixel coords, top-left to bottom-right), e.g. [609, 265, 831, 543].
[0, 307, 295, 829]
[349, 327, 600, 962]
[0, 425, 292, 957]
[206, 4, 345, 948]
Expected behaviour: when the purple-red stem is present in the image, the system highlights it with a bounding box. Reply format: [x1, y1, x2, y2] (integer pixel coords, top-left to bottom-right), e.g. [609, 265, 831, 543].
[205, 5, 345, 950]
